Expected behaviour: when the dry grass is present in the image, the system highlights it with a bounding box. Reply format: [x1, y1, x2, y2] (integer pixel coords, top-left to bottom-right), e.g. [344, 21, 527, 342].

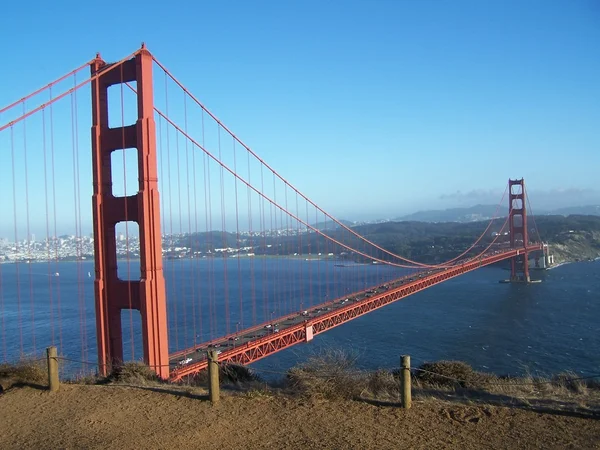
[185, 363, 260, 388]
[106, 362, 161, 385]
[552, 371, 590, 394]
[365, 369, 401, 400]
[69, 373, 103, 385]
[414, 360, 494, 388]
[242, 386, 275, 399]
[405, 361, 600, 415]
[220, 363, 260, 384]
[412, 361, 599, 395]
[278, 356, 600, 414]
[0, 359, 47, 392]
[2, 353, 598, 417]
[270, 352, 600, 412]
[285, 349, 366, 400]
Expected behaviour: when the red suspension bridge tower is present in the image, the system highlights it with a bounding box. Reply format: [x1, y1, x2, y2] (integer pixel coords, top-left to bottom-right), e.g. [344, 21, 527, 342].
[90, 47, 170, 378]
[508, 178, 530, 282]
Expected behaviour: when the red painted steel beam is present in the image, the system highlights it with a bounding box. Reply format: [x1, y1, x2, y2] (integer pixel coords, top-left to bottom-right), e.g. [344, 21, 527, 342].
[91, 48, 170, 379]
[169, 310, 306, 360]
[170, 269, 421, 360]
[169, 245, 542, 381]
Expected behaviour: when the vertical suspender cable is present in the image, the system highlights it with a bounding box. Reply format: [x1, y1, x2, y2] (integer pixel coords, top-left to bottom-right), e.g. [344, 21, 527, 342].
[315, 207, 321, 306]
[272, 172, 280, 318]
[22, 102, 36, 355]
[0, 262, 4, 361]
[203, 111, 216, 340]
[306, 200, 312, 309]
[10, 126, 23, 356]
[73, 76, 89, 365]
[0, 113, 4, 361]
[296, 192, 304, 312]
[175, 114, 187, 348]
[158, 112, 168, 345]
[70, 90, 85, 363]
[184, 93, 198, 348]
[260, 165, 267, 323]
[284, 186, 292, 314]
[190, 98, 203, 344]
[247, 151, 256, 326]
[270, 175, 277, 320]
[233, 138, 243, 329]
[324, 212, 329, 304]
[165, 73, 179, 351]
[42, 108, 55, 346]
[49, 87, 63, 355]
[218, 125, 230, 335]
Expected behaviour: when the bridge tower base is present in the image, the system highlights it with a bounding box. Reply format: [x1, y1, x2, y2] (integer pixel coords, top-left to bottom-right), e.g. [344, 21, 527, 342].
[533, 244, 554, 270]
[91, 47, 170, 379]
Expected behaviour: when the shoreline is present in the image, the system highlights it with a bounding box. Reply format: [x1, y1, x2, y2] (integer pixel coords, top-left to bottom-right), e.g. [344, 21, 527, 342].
[3, 256, 596, 268]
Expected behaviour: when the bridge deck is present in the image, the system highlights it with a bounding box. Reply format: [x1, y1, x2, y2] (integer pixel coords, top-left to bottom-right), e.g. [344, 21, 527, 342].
[169, 245, 542, 380]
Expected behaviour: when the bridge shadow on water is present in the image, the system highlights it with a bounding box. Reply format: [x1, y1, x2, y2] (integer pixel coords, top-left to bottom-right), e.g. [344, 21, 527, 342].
[356, 388, 600, 420]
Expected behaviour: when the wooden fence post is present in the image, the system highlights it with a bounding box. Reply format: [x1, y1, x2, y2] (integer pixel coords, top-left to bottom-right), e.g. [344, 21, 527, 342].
[47, 346, 59, 392]
[401, 355, 411, 409]
[207, 350, 220, 404]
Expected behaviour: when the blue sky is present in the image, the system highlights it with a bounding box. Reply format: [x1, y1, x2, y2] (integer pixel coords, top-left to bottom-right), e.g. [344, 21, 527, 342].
[1, 0, 599, 237]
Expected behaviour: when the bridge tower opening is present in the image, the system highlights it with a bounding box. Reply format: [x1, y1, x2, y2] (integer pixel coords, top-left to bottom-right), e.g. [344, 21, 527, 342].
[90, 47, 170, 379]
[508, 178, 530, 282]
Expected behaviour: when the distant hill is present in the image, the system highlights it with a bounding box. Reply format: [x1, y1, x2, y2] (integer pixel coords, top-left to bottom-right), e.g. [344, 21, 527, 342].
[394, 204, 506, 223]
[549, 205, 600, 216]
[312, 219, 355, 231]
[394, 204, 600, 223]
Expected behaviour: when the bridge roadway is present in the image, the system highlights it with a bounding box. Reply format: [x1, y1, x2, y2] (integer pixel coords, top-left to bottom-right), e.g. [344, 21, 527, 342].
[169, 244, 543, 380]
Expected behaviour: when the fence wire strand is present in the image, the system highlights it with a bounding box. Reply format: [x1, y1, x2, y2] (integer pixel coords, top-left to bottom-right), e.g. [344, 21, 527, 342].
[4, 353, 600, 388]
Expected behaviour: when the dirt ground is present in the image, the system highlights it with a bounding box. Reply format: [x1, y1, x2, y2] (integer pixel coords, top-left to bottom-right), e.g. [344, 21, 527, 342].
[0, 384, 599, 450]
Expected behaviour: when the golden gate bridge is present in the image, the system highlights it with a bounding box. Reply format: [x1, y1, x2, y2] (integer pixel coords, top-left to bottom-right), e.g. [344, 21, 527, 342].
[0, 46, 548, 381]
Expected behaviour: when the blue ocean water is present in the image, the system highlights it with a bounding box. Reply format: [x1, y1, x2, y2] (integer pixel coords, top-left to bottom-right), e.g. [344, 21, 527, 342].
[0, 258, 598, 377]
[253, 259, 600, 378]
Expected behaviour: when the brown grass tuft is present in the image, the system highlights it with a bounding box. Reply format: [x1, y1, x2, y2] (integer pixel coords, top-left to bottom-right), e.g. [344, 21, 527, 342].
[221, 364, 260, 384]
[0, 359, 48, 391]
[285, 349, 366, 400]
[552, 371, 588, 394]
[184, 363, 260, 388]
[366, 369, 400, 399]
[107, 362, 160, 385]
[415, 361, 493, 388]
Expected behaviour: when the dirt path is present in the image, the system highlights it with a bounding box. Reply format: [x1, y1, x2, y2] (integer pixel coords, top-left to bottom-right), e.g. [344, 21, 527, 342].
[1, 385, 599, 449]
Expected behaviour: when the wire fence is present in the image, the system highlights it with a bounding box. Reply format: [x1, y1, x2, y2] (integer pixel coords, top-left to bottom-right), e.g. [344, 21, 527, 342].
[411, 367, 600, 387]
[4, 351, 600, 389]
[243, 364, 600, 386]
